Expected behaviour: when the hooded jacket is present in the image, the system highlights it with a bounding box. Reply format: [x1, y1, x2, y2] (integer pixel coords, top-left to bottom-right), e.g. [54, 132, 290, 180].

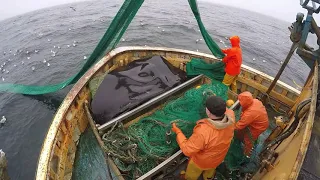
[222, 36, 242, 76]
[236, 92, 269, 138]
[176, 109, 235, 169]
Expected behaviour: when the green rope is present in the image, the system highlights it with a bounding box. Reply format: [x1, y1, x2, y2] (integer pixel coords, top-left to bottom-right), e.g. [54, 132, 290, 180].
[100, 81, 249, 178]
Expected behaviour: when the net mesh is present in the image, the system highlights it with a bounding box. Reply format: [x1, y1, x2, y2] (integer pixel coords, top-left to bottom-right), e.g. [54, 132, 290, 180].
[0, 0, 225, 95]
[101, 80, 249, 179]
[0, 0, 144, 95]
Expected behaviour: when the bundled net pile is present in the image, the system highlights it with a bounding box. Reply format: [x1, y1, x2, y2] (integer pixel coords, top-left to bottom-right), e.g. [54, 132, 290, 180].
[101, 80, 248, 179]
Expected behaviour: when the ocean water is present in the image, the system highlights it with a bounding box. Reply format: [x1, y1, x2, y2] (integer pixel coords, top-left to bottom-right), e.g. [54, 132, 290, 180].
[0, 0, 318, 179]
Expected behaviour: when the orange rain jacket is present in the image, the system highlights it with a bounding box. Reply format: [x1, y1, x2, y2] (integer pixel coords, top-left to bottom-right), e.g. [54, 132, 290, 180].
[176, 109, 235, 169]
[236, 91, 269, 139]
[222, 36, 242, 76]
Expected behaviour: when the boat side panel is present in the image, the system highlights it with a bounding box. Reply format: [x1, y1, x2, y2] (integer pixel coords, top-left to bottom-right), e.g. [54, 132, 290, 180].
[48, 89, 91, 180]
[37, 46, 302, 180]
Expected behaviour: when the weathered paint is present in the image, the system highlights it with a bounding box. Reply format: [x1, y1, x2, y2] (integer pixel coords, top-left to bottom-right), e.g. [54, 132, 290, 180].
[35, 46, 309, 180]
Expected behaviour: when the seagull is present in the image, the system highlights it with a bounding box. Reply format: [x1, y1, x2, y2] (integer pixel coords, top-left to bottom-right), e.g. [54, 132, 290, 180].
[43, 59, 47, 63]
[84, 56, 87, 60]
[47, 63, 50, 66]
[32, 66, 35, 71]
[70, 6, 76, 11]
[0, 116, 6, 125]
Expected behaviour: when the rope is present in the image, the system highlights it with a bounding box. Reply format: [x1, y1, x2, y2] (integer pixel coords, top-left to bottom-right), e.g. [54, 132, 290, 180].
[100, 81, 251, 179]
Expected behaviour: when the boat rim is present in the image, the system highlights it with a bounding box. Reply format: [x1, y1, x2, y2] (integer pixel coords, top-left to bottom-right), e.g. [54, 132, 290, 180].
[35, 46, 302, 179]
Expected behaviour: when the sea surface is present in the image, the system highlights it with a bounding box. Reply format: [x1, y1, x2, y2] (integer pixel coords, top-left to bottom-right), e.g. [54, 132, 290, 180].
[0, 0, 319, 179]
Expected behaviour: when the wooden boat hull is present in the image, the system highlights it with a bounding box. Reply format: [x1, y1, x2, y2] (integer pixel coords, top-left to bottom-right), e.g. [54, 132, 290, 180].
[35, 46, 316, 180]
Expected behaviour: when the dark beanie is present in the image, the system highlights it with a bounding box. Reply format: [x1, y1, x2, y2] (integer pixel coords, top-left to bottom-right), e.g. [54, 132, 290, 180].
[205, 96, 226, 117]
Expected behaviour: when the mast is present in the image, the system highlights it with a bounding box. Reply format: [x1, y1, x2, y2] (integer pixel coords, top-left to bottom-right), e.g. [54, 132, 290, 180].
[263, 0, 320, 105]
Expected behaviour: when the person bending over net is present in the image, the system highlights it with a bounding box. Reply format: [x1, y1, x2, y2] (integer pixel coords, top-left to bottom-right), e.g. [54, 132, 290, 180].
[171, 96, 235, 180]
[221, 36, 242, 92]
[235, 91, 269, 156]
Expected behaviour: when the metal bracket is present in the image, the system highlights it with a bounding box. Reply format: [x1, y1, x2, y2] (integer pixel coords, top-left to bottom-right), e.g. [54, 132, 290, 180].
[301, 0, 320, 13]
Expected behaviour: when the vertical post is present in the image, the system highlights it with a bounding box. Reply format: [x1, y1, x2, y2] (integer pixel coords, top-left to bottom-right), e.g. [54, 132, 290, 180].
[262, 43, 298, 103]
[299, 14, 313, 48]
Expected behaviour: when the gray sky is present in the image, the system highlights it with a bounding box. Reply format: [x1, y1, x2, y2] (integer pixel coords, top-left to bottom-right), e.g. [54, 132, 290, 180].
[200, 0, 309, 22]
[0, 0, 86, 21]
[0, 0, 315, 22]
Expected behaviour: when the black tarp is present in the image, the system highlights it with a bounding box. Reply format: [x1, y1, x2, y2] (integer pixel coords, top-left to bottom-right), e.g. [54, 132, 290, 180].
[91, 56, 187, 125]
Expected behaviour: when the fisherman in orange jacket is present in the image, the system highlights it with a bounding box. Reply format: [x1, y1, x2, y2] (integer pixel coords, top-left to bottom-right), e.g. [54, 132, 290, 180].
[172, 96, 235, 180]
[221, 36, 242, 91]
[236, 91, 269, 156]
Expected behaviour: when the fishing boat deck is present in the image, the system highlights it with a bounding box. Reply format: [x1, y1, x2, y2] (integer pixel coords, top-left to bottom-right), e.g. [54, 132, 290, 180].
[36, 47, 315, 180]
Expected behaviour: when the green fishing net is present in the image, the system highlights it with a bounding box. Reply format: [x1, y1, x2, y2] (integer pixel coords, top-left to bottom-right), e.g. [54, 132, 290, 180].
[72, 129, 114, 180]
[0, 0, 144, 95]
[101, 80, 247, 179]
[186, 58, 226, 81]
[0, 0, 225, 95]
